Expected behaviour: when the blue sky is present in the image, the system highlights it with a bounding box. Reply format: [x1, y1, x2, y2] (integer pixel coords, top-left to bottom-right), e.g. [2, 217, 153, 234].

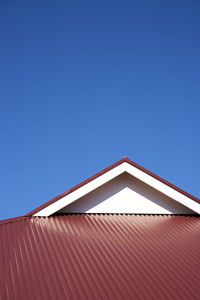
[0, 0, 200, 220]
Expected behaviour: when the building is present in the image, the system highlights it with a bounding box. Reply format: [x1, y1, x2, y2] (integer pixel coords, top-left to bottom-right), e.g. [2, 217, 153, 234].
[0, 157, 200, 299]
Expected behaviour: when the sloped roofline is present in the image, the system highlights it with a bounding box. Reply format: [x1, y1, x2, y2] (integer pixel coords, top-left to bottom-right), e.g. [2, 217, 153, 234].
[25, 157, 200, 216]
[0, 215, 33, 225]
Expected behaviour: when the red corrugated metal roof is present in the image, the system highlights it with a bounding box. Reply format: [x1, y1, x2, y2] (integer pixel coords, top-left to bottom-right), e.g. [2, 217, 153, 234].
[26, 157, 200, 216]
[1, 214, 200, 299]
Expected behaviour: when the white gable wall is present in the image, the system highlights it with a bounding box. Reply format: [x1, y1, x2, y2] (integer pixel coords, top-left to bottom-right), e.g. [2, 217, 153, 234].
[33, 161, 199, 216]
[59, 173, 194, 214]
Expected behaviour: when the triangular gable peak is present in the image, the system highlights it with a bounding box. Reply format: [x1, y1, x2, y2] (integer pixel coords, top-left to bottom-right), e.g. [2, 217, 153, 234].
[26, 158, 200, 216]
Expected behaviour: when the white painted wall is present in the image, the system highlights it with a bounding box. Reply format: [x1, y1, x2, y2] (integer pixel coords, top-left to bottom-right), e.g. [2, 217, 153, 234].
[59, 173, 194, 214]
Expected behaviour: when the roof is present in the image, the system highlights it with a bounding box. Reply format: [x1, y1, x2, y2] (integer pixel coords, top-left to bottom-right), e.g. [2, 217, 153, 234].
[1, 214, 200, 299]
[26, 157, 200, 216]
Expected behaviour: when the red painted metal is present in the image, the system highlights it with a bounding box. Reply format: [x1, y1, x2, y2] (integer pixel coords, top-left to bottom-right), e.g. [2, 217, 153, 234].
[0, 214, 200, 299]
[25, 157, 200, 216]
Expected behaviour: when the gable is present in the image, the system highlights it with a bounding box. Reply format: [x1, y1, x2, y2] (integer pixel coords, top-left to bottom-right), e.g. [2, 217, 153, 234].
[59, 173, 194, 214]
[27, 158, 200, 216]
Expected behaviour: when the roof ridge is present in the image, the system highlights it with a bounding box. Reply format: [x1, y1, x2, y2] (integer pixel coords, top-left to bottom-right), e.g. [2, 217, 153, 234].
[1, 214, 199, 225]
[0, 216, 32, 226]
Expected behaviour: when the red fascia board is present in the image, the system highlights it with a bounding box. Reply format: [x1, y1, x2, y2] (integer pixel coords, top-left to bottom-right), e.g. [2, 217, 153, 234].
[25, 158, 126, 216]
[126, 158, 200, 204]
[25, 157, 200, 216]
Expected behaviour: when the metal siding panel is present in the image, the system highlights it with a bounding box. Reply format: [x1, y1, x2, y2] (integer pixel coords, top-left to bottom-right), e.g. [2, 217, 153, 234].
[0, 215, 200, 299]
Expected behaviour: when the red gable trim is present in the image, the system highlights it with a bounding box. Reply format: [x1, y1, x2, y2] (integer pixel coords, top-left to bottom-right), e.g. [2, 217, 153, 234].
[25, 157, 200, 216]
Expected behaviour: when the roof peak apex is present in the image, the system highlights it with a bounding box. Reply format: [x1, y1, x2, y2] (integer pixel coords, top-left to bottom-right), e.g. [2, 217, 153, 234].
[26, 156, 200, 217]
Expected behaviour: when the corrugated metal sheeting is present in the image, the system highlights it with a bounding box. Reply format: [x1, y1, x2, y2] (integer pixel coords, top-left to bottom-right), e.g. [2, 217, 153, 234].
[0, 214, 200, 299]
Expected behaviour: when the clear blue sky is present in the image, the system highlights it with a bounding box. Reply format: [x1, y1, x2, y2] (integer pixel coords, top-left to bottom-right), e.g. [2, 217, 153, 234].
[0, 0, 200, 220]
